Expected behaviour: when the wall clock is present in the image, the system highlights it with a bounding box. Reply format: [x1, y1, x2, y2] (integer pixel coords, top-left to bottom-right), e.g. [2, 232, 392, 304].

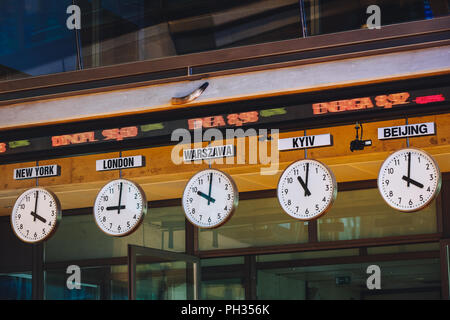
[182, 169, 238, 228]
[93, 179, 147, 236]
[378, 148, 441, 212]
[11, 188, 61, 243]
[277, 159, 337, 220]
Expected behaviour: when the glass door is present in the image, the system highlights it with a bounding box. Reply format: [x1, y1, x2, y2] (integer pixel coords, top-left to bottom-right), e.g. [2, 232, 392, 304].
[441, 239, 450, 300]
[127, 245, 200, 300]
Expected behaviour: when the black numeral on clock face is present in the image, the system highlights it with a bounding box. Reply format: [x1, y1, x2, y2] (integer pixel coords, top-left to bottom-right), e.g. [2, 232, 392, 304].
[379, 149, 440, 212]
[183, 170, 236, 228]
[95, 180, 145, 235]
[13, 189, 60, 242]
[278, 160, 336, 221]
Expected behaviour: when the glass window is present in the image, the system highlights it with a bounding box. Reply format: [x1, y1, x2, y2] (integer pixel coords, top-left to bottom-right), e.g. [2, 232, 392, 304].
[0, 218, 33, 300]
[0, 0, 303, 81]
[0, 0, 77, 80]
[201, 257, 245, 300]
[257, 258, 441, 300]
[79, 0, 303, 62]
[0, 272, 32, 300]
[45, 265, 127, 300]
[202, 278, 245, 300]
[199, 197, 309, 251]
[317, 189, 437, 242]
[305, 0, 450, 36]
[45, 205, 185, 262]
[0, 218, 33, 270]
[136, 261, 188, 300]
[2, 0, 448, 81]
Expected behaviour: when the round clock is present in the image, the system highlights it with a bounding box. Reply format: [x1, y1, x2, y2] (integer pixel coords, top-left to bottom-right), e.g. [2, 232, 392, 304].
[378, 148, 441, 212]
[93, 179, 147, 236]
[182, 169, 238, 229]
[11, 188, 61, 243]
[277, 159, 337, 221]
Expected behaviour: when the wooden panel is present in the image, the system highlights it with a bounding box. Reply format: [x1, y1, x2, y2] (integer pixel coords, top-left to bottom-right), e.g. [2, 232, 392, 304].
[0, 114, 449, 216]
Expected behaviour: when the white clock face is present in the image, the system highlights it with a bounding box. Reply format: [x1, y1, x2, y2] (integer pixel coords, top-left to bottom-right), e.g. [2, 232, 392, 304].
[378, 148, 441, 212]
[277, 159, 337, 221]
[11, 188, 61, 243]
[94, 179, 147, 236]
[182, 169, 238, 229]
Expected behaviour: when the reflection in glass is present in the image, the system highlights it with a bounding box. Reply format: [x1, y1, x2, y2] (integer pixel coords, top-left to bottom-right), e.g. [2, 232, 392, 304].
[0, 0, 77, 80]
[45, 206, 185, 262]
[2, 0, 448, 80]
[317, 189, 437, 241]
[136, 260, 188, 300]
[305, 0, 450, 36]
[45, 265, 128, 300]
[199, 197, 308, 250]
[201, 257, 245, 300]
[257, 258, 441, 300]
[76, 0, 303, 66]
[0, 272, 32, 300]
[202, 278, 245, 300]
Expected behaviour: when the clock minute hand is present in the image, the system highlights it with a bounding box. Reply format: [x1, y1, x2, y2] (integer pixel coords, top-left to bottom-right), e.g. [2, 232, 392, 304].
[117, 182, 123, 214]
[406, 152, 411, 187]
[32, 190, 39, 222]
[207, 172, 213, 206]
[401, 176, 424, 189]
[305, 163, 310, 197]
[297, 176, 312, 197]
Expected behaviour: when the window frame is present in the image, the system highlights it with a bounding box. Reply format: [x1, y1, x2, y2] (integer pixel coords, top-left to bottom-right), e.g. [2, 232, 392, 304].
[196, 178, 445, 258]
[0, 16, 449, 107]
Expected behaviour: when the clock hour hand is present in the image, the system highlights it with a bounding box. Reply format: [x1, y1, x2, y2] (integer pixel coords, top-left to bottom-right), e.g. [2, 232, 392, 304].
[401, 176, 424, 189]
[30, 211, 47, 223]
[106, 205, 126, 211]
[197, 191, 216, 204]
[297, 176, 312, 196]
